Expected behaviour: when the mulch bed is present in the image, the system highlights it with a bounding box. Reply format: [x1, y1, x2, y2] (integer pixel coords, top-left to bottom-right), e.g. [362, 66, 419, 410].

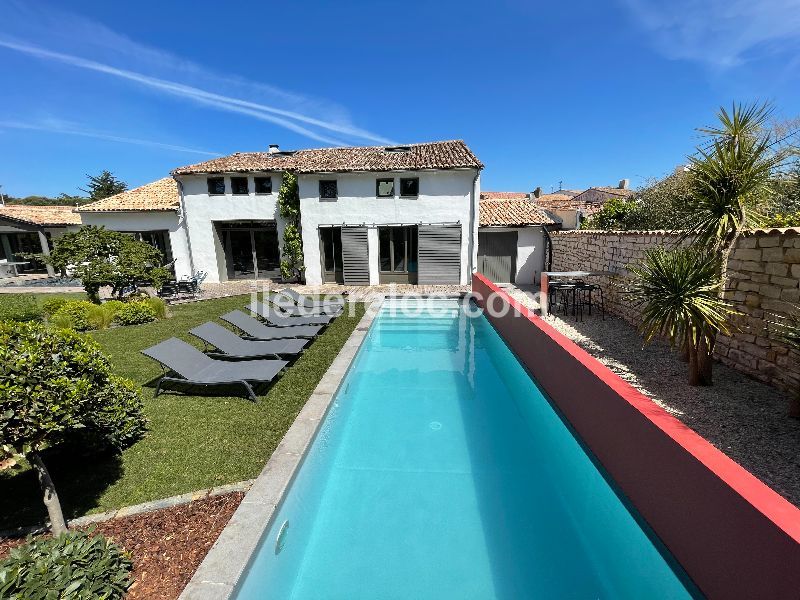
[0, 491, 245, 599]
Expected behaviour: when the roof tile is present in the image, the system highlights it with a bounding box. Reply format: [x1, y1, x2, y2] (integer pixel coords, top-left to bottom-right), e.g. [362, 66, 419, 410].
[479, 198, 555, 227]
[0, 205, 82, 227]
[77, 178, 179, 212]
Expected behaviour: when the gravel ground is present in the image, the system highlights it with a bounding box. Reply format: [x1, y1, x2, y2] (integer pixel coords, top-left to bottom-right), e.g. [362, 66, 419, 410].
[545, 312, 800, 507]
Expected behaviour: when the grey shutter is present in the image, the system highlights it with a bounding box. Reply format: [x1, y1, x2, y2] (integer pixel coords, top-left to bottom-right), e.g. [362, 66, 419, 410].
[418, 225, 462, 284]
[477, 231, 517, 283]
[341, 227, 370, 285]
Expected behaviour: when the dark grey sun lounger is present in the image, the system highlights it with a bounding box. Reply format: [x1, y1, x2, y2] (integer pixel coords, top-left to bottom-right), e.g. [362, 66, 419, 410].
[277, 289, 345, 313]
[189, 322, 308, 359]
[141, 337, 287, 401]
[248, 301, 333, 326]
[221, 310, 323, 339]
[267, 296, 339, 321]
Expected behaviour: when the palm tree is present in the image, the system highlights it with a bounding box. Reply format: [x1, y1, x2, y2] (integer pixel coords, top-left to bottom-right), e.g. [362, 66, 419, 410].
[683, 102, 784, 258]
[628, 248, 739, 386]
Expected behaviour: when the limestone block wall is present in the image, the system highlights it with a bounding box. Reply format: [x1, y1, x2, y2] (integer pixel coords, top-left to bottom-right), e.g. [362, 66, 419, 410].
[550, 229, 800, 393]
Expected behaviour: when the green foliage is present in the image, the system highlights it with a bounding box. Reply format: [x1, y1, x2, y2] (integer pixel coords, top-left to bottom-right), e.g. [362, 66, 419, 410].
[142, 297, 167, 319]
[0, 295, 42, 323]
[628, 247, 736, 348]
[765, 211, 800, 227]
[581, 198, 640, 230]
[0, 321, 147, 459]
[47, 226, 167, 302]
[51, 300, 102, 331]
[4, 194, 90, 206]
[112, 301, 157, 326]
[79, 171, 128, 201]
[683, 102, 782, 251]
[0, 529, 132, 599]
[42, 296, 71, 317]
[278, 172, 304, 281]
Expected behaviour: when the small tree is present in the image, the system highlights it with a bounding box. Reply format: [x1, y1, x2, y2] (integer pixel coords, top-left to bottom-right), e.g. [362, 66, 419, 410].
[628, 248, 739, 385]
[0, 322, 147, 533]
[47, 226, 170, 302]
[278, 172, 304, 281]
[80, 171, 128, 201]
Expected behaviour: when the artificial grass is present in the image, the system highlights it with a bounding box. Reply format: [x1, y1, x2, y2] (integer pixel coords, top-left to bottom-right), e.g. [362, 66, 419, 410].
[0, 294, 365, 529]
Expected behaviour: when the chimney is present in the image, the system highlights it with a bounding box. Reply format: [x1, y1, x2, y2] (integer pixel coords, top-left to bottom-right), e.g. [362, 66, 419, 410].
[618, 178, 629, 190]
[268, 144, 280, 154]
[532, 186, 542, 199]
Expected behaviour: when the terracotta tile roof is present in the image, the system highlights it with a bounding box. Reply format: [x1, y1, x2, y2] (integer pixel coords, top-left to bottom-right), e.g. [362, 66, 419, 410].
[77, 178, 179, 212]
[575, 186, 634, 199]
[172, 140, 483, 175]
[479, 198, 555, 227]
[0, 204, 82, 227]
[535, 193, 577, 209]
[480, 191, 530, 200]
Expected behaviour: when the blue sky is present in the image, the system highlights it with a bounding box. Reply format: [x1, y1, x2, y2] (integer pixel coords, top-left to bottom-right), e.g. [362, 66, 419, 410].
[1, 0, 799, 197]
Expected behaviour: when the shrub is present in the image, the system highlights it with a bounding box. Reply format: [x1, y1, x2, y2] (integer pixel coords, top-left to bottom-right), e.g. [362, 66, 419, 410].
[0, 295, 43, 323]
[0, 321, 148, 532]
[142, 296, 167, 319]
[41, 296, 71, 317]
[112, 301, 157, 326]
[50, 300, 100, 331]
[0, 529, 132, 599]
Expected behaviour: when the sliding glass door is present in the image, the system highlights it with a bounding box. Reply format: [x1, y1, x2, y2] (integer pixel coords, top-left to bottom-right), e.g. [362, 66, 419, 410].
[319, 227, 344, 284]
[378, 226, 418, 284]
[219, 221, 280, 280]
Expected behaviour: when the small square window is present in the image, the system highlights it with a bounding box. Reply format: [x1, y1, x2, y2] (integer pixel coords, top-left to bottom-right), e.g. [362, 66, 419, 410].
[319, 179, 338, 199]
[254, 176, 272, 194]
[376, 178, 394, 197]
[207, 177, 225, 195]
[400, 177, 419, 197]
[231, 177, 249, 195]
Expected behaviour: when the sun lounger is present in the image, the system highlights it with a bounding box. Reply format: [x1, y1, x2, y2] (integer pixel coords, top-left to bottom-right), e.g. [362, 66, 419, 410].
[267, 296, 339, 320]
[141, 337, 287, 401]
[189, 322, 308, 359]
[247, 301, 333, 326]
[277, 289, 345, 313]
[220, 310, 323, 339]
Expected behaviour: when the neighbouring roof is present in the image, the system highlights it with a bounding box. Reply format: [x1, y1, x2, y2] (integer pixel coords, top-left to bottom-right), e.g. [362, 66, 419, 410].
[479, 198, 555, 227]
[534, 193, 577, 209]
[575, 186, 634, 199]
[77, 178, 180, 212]
[0, 204, 82, 227]
[172, 140, 483, 175]
[480, 191, 530, 200]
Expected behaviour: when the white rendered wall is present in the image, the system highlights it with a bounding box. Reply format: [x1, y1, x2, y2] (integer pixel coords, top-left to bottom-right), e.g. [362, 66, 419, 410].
[478, 226, 545, 285]
[299, 169, 479, 285]
[177, 173, 285, 282]
[78, 211, 190, 278]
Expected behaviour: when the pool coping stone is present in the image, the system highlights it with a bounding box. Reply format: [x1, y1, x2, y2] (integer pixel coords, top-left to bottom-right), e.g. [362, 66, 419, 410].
[179, 297, 384, 600]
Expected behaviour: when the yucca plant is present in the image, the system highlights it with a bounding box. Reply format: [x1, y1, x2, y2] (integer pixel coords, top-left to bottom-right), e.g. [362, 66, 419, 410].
[765, 307, 800, 417]
[628, 247, 739, 386]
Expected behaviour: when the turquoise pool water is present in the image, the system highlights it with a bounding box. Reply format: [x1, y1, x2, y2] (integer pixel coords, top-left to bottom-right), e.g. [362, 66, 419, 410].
[234, 299, 696, 599]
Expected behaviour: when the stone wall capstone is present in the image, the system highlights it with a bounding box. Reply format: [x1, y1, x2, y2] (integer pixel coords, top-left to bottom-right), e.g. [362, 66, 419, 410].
[550, 229, 800, 393]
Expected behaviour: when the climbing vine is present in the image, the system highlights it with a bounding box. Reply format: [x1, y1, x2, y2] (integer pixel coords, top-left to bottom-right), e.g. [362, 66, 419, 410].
[277, 172, 304, 281]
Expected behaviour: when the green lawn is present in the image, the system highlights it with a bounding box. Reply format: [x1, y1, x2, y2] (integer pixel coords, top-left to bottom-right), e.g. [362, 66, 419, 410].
[0, 295, 365, 529]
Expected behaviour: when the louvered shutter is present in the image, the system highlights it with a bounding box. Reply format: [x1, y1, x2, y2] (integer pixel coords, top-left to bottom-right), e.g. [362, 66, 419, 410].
[418, 225, 462, 284]
[341, 227, 370, 285]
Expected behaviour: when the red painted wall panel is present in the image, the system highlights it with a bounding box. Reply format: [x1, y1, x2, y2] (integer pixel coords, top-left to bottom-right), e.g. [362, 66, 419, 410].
[472, 273, 800, 599]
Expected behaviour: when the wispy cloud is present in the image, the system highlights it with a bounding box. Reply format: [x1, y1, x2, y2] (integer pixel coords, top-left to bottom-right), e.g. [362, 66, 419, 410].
[0, 1, 393, 146]
[620, 0, 800, 68]
[0, 119, 220, 156]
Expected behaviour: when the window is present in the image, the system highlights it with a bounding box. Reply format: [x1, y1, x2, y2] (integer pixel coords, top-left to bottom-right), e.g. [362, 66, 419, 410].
[319, 179, 338, 199]
[207, 177, 225, 195]
[231, 177, 249, 195]
[254, 176, 272, 194]
[400, 177, 419, 197]
[376, 178, 394, 197]
[378, 226, 418, 272]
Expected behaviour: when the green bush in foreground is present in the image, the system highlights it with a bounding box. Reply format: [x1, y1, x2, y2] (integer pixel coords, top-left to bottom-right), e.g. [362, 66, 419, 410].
[0, 530, 132, 599]
[41, 296, 71, 317]
[112, 301, 157, 326]
[0, 321, 148, 533]
[0, 295, 43, 323]
[50, 300, 102, 331]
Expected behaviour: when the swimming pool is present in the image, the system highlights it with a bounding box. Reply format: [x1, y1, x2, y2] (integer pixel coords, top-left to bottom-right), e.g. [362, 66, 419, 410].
[233, 298, 696, 599]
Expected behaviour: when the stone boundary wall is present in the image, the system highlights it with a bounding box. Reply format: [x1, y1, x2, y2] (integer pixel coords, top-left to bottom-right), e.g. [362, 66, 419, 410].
[550, 228, 800, 393]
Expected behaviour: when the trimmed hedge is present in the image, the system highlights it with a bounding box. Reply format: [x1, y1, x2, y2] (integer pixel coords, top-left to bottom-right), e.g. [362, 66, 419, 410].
[0, 530, 132, 599]
[112, 302, 157, 326]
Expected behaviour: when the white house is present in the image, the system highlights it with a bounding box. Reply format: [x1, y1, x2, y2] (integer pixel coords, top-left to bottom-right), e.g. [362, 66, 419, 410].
[477, 193, 556, 285]
[79, 140, 483, 286]
[0, 205, 82, 276]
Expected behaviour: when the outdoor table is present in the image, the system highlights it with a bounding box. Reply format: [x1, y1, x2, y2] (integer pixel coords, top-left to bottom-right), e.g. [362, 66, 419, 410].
[0, 261, 28, 277]
[540, 270, 612, 316]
